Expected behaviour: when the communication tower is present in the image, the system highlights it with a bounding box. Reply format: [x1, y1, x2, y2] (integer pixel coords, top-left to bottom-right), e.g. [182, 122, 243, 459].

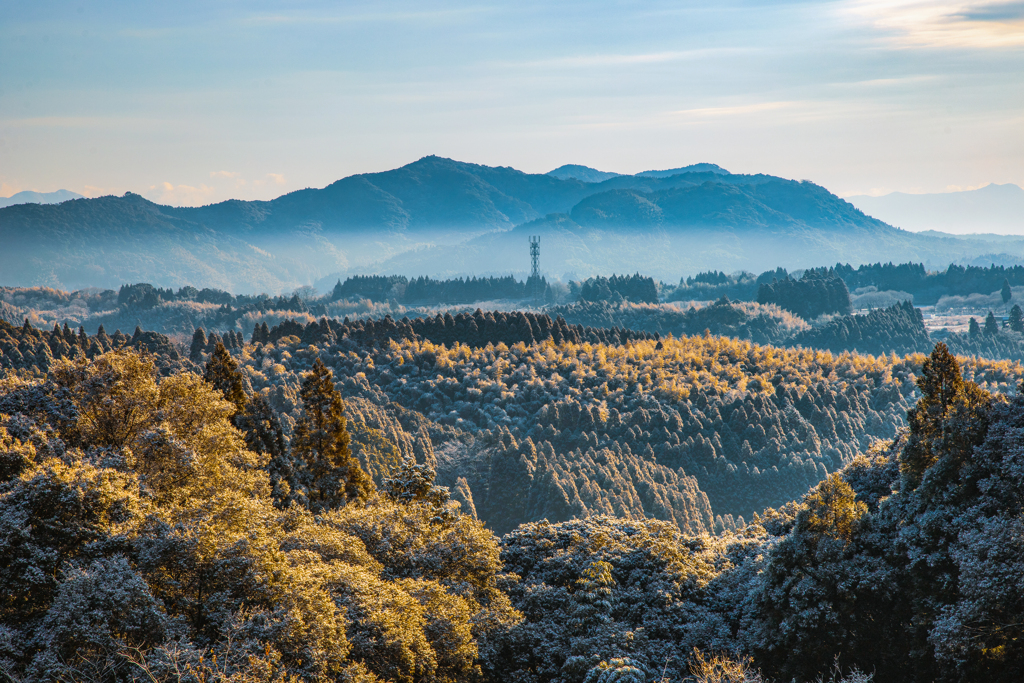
[529, 236, 540, 279]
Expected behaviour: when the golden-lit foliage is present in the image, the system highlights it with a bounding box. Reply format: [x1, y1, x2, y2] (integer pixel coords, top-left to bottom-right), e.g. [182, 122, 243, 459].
[0, 349, 520, 683]
[799, 473, 868, 542]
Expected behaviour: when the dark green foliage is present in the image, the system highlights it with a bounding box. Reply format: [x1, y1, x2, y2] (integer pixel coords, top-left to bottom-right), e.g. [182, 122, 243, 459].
[666, 269, 763, 302]
[969, 317, 981, 339]
[1010, 304, 1024, 332]
[266, 310, 658, 349]
[488, 516, 748, 683]
[836, 261, 1024, 305]
[237, 394, 286, 458]
[203, 342, 246, 417]
[0, 319, 180, 375]
[332, 274, 547, 305]
[793, 300, 930, 355]
[748, 348, 1024, 682]
[292, 358, 375, 511]
[902, 342, 992, 491]
[552, 298, 805, 346]
[576, 274, 658, 304]
[985, 310, 999, 335]
[757, 271, 852, 319]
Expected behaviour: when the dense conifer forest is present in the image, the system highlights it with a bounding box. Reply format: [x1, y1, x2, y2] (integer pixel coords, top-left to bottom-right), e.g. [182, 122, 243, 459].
[4, 310, 1024, 680]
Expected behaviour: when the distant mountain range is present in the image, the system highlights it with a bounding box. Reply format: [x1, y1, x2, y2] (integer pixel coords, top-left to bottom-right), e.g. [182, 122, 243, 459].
[2, 156, 1023, 293]
[0, 189, 83, 209]
[846, 183, 1024, 235]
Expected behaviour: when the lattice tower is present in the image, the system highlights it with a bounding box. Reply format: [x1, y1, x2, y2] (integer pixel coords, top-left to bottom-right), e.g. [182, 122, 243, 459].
[529, 236, 540, 279]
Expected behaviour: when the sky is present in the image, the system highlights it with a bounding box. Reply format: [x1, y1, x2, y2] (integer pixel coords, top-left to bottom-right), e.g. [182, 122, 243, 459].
[1, 0, 1022, 206]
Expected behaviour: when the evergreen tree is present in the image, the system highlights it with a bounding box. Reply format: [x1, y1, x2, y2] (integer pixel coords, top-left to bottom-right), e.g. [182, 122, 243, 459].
[236, 393, 292, 506]
[203, 342, 246, 418]
[1010, 304, 1024, 333]
[292, 358, 374, 511]
[969, 317, 981, 339]
[189, 328, 207, 361]
[985, 310, 999, 336]
[799, 473, 866, 542]
[902, 342, 992, 490]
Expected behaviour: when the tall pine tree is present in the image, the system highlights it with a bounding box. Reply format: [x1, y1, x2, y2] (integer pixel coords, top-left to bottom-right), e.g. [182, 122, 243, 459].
[203, 342, 246, 418]
[902, 342, 992, 491]
[1010, 304, 1024, 333]
[292, 358, 374, 511]
[189, 328, 208, 362]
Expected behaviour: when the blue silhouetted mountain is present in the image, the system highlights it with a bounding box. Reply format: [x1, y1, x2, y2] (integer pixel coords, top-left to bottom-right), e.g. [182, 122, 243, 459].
[0, 189, 83, 208]
[4, 155, 1024, 291]
[636, 163, 730, 177]
[547, 164, 622, 183]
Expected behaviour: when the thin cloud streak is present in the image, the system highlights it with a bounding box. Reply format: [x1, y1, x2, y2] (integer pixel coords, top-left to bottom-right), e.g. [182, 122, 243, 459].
[495, 48, 755, 70]
[844, 0, 1024, 48]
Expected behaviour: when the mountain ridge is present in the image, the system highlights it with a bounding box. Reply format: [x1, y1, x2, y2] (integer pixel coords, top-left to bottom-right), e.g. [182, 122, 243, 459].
[3, 156, 1022, 291]
[0, 189, 83, 208]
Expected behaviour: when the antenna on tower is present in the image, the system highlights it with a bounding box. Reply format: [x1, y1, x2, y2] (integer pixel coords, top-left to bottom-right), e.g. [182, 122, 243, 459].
[529, 236, 540, 279]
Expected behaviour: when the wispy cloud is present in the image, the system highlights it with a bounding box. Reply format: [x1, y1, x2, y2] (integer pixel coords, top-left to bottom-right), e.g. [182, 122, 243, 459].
[242, 7, 486, 26]
[672, 101, 797, 118]
[501, 48, 751, 70]
[845, 0, 1024, 48]
[149, 181, 216, 206]
[210, 170, 240, 178]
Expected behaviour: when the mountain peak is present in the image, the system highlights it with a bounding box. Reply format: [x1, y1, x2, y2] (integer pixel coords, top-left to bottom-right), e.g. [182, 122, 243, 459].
[547, 165, 623, 183]
[0, 189, 84, 209]
[637, 163, 730, 178]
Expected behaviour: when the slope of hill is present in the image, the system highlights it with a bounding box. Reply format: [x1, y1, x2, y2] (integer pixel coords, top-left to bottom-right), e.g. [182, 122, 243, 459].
[846, 183, 1024, 234]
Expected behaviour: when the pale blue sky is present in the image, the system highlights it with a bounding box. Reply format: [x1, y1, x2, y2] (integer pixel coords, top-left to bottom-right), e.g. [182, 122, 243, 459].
[1, 0, 1022, 205]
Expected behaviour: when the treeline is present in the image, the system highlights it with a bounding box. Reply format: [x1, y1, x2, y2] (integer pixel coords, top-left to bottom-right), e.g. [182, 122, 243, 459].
[246, 309, 660, 352]
[756, 269, 852, 320]
[793, 300, 931, 355]
[835, 260, 1024, 304]
[551, 298, 808, 347]
[668, 267, 786, 302]
[0, 319, 181, 373]
[332, 274, 553, 303]
[667, 261, 1024, 307]
[572, 273, 659, 304]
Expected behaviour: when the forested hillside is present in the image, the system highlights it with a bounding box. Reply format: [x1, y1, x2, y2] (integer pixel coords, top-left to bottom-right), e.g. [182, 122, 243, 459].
[6, 312, 1023, 532]
[4, 328, 1024, 680]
